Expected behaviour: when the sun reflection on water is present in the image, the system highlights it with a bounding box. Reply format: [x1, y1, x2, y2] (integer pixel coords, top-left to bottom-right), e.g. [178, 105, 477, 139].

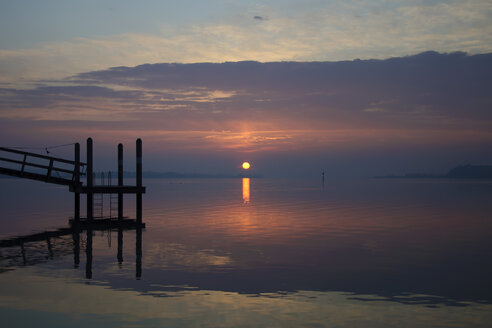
[242, 178, 250, 204]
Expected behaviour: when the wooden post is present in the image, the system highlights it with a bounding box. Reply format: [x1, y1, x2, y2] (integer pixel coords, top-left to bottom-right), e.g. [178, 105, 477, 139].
[136, 139, 143, 278]
[74, 143, 80, 223]
[86, 138, 93, 278]
[136, 139, 142, 225]
[118, 143, 123, 221]
[73, 143, 81, 239]
[87, 138, 93, 222]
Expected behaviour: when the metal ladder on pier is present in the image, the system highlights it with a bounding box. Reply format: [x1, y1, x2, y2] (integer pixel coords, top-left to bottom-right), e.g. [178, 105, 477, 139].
[93, 171, 119, 219]
[93, 172, 104, 218]
[108, 172, 118, 218]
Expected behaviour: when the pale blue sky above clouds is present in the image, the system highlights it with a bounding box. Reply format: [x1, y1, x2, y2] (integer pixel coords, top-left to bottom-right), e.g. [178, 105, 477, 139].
[1, 0, 491, 83]
[0, 0, 225, 47]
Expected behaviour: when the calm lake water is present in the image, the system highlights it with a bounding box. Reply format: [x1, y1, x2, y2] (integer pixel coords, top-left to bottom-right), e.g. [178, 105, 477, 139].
[0, 177, 491, 327]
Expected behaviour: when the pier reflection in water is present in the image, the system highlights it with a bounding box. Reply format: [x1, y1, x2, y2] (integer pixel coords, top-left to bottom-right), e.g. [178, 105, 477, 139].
[0, 222, 143, 280]
[78, 225, 143, 279]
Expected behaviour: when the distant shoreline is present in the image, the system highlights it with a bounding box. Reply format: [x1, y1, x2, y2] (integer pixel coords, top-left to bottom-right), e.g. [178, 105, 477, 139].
[375, 165, 492, 180]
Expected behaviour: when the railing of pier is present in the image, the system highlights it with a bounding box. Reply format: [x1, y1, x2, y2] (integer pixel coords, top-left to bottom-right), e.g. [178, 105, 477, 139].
[0, 147, 86, 185]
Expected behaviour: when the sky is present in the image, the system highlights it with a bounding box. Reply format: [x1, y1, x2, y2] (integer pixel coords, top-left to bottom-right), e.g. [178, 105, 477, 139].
[0, 0, 491, 177]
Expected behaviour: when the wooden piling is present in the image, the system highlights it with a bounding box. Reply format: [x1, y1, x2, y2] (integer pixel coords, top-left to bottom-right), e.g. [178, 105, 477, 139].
[118, 144, 123, 221]
[136, 138, 143, 278]
[86, 138, 93, 222]
[136, 139, 142, 225]
[74, 143, 80, 223]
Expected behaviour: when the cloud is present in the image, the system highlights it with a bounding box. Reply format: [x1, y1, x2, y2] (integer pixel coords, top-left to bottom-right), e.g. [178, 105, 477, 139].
[1, 51, 491, 133]
[68, 51, 492, 123]
[1, 51, 492, 175]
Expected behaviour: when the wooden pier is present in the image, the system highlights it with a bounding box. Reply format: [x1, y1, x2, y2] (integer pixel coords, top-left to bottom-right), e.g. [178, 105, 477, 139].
[0, 138, 146, 226]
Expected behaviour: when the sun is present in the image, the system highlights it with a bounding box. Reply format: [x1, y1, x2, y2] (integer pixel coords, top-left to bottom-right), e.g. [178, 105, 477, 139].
[242, 162, 251, 170]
